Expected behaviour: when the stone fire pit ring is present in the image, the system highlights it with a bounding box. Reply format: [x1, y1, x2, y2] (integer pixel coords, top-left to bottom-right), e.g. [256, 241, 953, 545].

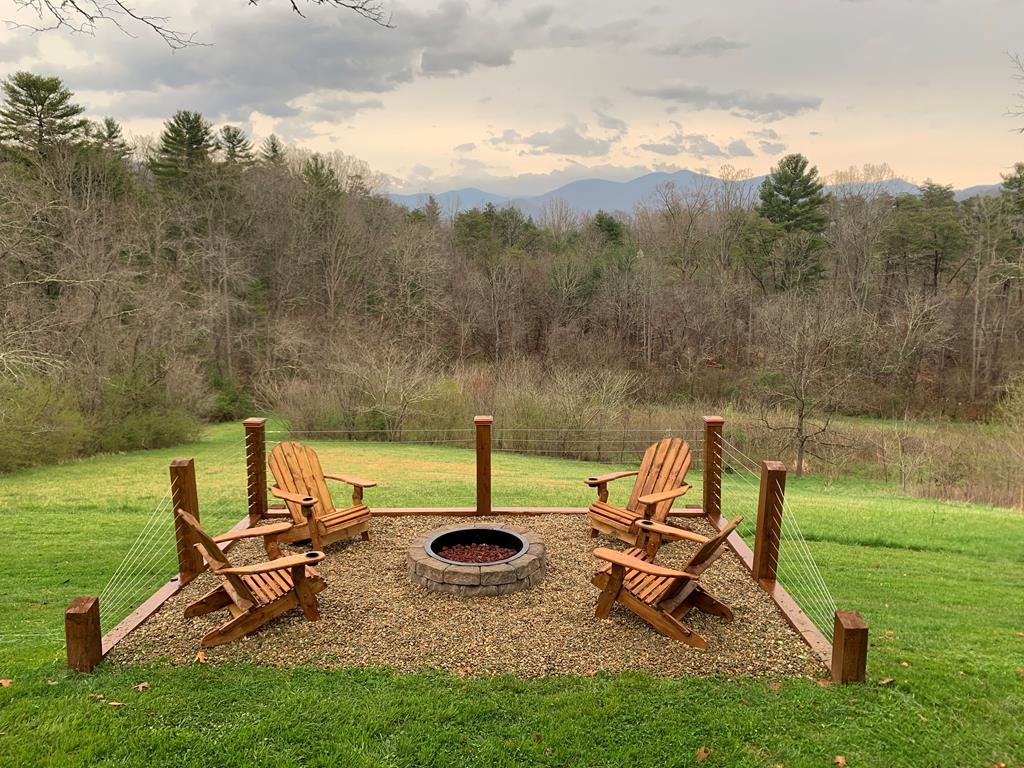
[407, 523, 546, 596]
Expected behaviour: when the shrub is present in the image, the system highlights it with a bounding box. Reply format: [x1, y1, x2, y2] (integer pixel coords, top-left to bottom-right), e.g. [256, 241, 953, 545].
[91, 366, 200, 452]
[0, 375, 87, 472]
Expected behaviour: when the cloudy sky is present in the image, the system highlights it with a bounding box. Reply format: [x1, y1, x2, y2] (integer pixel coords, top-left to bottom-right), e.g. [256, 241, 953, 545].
[1, 0, 1022, 195]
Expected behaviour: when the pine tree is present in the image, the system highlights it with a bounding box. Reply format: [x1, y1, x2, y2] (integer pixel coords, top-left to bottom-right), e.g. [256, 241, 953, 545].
[88, 117, 129, 158]
[0, 71, 87, 155]
[259, 133, 286, 165]
[218, 125, 254, 165]
[757, 153, 829, 233]
[149, 110, 216, 183]
[302, 153, 341, 196]
[751, 153, 830, 290]
[1000, 162, 1024, 217]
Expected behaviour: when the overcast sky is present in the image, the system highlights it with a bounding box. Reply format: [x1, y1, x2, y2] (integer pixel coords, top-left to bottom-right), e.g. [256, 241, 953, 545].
[1, 0, 1022, 195]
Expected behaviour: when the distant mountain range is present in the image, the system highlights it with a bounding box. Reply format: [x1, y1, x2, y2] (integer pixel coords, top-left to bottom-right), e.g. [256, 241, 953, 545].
[388, 170, 1002, 216]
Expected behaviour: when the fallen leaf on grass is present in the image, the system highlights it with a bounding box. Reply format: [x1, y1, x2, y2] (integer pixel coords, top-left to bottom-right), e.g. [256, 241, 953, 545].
[834, 756, 847, 767]
[879, 678, 894, 686]
[533, 733, 542, 744]
[917, 714, 927, 722]
[900, 661, 909, 668]
[769, 680, 782, 691]
[0, 680, 10, 688]
[88, 693, 104, 701]
[696, 746, 711, 763]
[1016, 668, 1024, 679]
[131, 682, 150, 692]
[108, 701, 125, 708]
[816, 678, 831, 687]
[193, 651, 207, 664]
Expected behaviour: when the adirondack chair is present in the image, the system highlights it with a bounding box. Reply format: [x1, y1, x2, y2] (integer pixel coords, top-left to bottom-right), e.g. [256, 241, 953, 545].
[585, 437, 692, 544]
[176, 510, 327, 647]
[267, 441, 375, 549]
[591, 517, 742, 649]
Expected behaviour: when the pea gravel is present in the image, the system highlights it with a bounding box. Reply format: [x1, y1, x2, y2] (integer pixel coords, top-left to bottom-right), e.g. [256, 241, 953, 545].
[110, 515, 826, 678]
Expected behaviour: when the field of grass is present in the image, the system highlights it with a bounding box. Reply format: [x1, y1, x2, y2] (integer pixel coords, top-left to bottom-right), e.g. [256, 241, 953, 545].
[0, 421, 1022, 766]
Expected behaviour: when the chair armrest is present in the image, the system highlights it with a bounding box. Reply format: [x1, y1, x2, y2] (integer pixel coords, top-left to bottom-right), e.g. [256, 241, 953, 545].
[584, 470, 638, 487]
[213, 522, 294, 543]
[633, 519, 708, 543]
[637, 485, 690, 506]
[323, 473, 377, 488]
[271, 487, 317, 507]
[221, 552, 325, 575]
[592, 547, 694, 578]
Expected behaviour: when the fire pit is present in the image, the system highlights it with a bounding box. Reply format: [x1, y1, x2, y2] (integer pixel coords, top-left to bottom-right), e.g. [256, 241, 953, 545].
[408, 524, 546, 596]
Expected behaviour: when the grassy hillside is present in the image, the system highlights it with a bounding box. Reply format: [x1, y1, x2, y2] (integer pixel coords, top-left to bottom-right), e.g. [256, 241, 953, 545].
[0, 422, 1021, 766]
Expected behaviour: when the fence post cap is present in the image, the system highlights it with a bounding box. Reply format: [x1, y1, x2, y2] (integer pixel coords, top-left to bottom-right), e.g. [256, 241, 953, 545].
[474, 415, 494, 425]
[703, 415, 724, 426]
[761, 460, 787, 473]
[243, 417, 267, 427]
[169, 457, 194, 468]
[66, 596, 98, 615]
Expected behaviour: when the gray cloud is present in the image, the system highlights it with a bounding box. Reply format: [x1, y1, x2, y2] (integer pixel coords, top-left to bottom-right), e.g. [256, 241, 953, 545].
[594, 109, 628, 133]
[640, 128, 754, 159]
[758, 140, 787, 154]
[630, 82, 822, 122]
[748, 127, 782, 140]
[490, 118, 617, 157]
[454, 142, 476, 152]
[26, 0, 639, 122]
[648, 36, 747, 58]
[726, 139, 755, 156]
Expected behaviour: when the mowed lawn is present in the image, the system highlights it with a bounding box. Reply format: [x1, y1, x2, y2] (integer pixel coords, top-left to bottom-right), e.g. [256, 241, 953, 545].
[0, 422, 1022, 767]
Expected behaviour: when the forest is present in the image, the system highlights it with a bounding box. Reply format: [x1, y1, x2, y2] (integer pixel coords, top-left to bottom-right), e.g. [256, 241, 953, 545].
[2, 71, 1023, 505]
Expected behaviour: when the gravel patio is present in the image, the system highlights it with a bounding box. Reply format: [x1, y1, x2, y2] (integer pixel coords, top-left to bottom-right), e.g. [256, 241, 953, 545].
[110, 514, 826, 678]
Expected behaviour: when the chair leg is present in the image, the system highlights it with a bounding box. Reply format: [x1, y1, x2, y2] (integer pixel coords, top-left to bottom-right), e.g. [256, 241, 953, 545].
[184, 585, 232, 618]
[291, 565, 321, 621]
[686, 586, 734, 621]
[594, 564, 624, 619]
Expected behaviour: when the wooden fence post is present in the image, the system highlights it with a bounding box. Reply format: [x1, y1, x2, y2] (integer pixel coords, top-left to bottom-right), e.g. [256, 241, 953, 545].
[244, 417, 268, 524]
[832, 611, 869, 683]
[753, 460, 787, 585]
[65, 596, 102, 672]
[169, 458, 203, 584]
[475, 415, 493, 515]
[702, 415, 724, 523]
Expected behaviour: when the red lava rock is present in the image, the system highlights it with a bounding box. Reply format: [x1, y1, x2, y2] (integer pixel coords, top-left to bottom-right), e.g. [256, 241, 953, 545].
[438, 543, 518, 563]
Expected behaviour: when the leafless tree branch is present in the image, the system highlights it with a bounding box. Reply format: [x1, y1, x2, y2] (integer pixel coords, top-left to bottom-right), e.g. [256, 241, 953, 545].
[7, 0, 392, 50]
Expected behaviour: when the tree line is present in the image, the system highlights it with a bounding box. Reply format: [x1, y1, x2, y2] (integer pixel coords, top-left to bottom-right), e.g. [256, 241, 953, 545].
[1, 70, 1023, 476]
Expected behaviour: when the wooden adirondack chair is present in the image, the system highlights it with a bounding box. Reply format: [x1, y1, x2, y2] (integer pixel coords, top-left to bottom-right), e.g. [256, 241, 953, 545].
[591, 517, 742, 649]
[585, 437, 692, 544]
[176, 510, 327, 647]
[267, 441, 375, 549]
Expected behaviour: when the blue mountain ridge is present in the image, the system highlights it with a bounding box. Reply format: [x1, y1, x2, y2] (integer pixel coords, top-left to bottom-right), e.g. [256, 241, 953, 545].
[388, 170, 1000, 215]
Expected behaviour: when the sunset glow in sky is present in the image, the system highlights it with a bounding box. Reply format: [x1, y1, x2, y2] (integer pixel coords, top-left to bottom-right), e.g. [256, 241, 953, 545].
[1, 0, 1022, 194]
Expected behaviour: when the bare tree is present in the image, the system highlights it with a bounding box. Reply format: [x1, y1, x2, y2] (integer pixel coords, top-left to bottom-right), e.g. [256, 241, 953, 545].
[8, 0, 392, 49]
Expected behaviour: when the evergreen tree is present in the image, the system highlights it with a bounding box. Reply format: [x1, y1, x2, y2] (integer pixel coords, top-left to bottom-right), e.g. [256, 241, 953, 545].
[302, 153, 341, 197]
[259, 133, 286, 165]
[1000, 162, 1024, 217]
[757, 153, 829, 233]
[916, 181, 963, 292]
[218, 125, 254, 165]
[87, 117, 129, 158]
[751, 153, 830, 290]
[593, 210, 625, 246]
[149, 110, 216, 183]
[0, 71, 87, 155]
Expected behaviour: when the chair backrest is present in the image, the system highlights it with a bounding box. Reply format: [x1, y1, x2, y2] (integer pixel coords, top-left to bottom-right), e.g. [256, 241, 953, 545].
[268, 441, 335, 524]
[684, 516, 742, 577]
[175, 509, 232, 571]
[175, 510, 256, 609]
[626, 438, 692, 517]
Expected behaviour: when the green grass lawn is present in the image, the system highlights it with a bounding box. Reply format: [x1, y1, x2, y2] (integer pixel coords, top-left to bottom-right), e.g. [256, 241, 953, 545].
[0, 422, 1022, 767]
